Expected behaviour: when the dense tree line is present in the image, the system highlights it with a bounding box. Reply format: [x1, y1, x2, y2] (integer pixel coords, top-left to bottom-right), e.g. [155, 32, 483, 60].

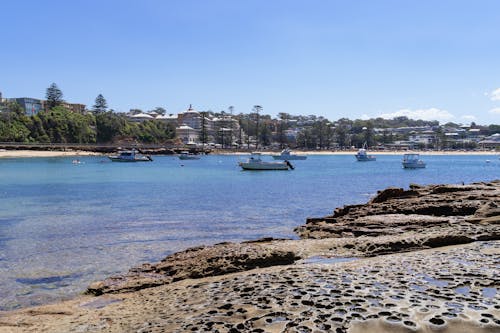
[1, 81, 498, 149]
[0, 102, 175, 144]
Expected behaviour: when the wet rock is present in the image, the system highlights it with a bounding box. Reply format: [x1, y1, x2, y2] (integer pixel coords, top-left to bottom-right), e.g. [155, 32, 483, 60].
[295, 180, 500, 240]
[87, 242, 299, 295]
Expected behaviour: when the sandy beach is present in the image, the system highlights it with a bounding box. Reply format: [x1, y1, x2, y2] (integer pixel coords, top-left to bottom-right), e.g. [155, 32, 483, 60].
[0, 150, 102, 158]
[0, 149, 497, 158]
[249, 150, 500, 156]
[214, 149, 499, 156]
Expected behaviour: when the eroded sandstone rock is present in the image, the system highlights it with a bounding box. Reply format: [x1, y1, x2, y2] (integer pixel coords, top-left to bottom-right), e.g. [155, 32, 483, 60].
[295, 180, 500, 239]
[87, 241, 299, 295]
[87, 180, 499, 296]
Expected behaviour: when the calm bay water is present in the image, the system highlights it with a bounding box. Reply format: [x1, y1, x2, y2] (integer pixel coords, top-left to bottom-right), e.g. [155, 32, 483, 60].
[0, 154, 498, 310]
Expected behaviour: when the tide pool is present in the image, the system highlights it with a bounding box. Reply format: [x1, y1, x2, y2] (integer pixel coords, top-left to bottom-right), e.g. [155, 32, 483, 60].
[0, 154, 498, 310]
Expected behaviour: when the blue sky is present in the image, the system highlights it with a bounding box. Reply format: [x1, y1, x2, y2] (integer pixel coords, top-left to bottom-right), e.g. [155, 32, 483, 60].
[2, 0, 500, 124]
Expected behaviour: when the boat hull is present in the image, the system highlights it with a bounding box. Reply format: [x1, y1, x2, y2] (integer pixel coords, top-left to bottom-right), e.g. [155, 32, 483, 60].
[179, 155, 200, 160]
[239, 162, 291, 170]
[108, 156, 153, 162]
[272, 155, 307, 160]
[355, 155, 376, 161]
[403, 162, 426, 168]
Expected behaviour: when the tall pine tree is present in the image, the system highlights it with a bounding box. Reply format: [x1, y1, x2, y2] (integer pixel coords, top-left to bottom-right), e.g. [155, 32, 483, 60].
[93, 94, 108, 113]
[45, 83, 63, 109]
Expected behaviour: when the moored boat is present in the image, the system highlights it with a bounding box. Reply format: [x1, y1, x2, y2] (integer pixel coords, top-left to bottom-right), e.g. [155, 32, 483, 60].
[178, 151, 201, 160]
[108, 150, 153, 162]
[239, 153, 294, 170]
[402, 153, 426, 168]
[271, 148, 307, 160]
[355, 148, 376, 161]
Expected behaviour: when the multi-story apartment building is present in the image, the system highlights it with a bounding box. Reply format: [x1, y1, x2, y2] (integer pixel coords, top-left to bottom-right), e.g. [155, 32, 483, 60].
[11, 97, 44, 115]
[1, 93, 86, 115]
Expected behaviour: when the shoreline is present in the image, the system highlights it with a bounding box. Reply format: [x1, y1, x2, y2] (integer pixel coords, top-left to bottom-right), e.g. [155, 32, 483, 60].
[217, 149, 499, 156]
[0, 149, 497, 158]
[1, 242, 498, 333]
[0, 150, 102, 158]
[0, 180, 498, 332]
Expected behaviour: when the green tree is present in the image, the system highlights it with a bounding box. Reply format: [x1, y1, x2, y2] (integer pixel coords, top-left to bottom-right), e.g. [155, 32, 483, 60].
[199, 111, 209, 148]
[93, 94, 108, 113]
[95, 112, 128, 143]
[0, 107, 31, 142]
[35, 106, 95, 143]
[150, 107, 166, 115]
[277, 113, 290, 148]
[228, 106, 234, 148]
[45, 83, 64, 109]
[253, 105, 262, 149]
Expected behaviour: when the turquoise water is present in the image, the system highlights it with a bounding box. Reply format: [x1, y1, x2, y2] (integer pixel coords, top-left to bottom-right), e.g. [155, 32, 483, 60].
[0, 154, 498, 310]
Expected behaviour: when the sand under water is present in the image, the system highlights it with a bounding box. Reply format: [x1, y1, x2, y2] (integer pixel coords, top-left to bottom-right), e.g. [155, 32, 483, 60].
[1, 180, 498, 332]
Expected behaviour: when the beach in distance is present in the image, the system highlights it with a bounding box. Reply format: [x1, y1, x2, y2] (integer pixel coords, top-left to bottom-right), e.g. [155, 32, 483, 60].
[3, 0, 500, 331]
[0, 149, 498, 158]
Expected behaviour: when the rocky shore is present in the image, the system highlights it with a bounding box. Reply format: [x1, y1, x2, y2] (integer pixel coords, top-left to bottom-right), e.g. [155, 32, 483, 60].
[1, 180, 499, 332]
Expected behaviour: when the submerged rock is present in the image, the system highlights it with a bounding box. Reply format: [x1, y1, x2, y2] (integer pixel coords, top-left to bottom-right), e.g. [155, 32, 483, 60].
[87, 180, 500, 296]
[2, 180, 500, 332]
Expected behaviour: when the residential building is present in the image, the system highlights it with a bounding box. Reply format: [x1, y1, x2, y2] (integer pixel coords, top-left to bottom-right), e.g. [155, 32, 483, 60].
[177, 105, 202, 130]
[62, 102, 86, 114]
[12, 97, 44, 115]
[155, 113, 178, 126]
[211, 115, 239, 144]
[408, 131, 436, 146]
[176, 124, 199, 144]
[128, 112, 155, 122]
[41, 101, 86, 114]
[478, 133, 500, 149]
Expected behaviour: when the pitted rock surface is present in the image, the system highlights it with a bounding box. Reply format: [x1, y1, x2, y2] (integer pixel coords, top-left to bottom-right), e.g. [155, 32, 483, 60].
[4, 241, 498, 333]
[87, 241, 299, 295]
[86, 180, 499, 296]
[295, 180, 500, 239]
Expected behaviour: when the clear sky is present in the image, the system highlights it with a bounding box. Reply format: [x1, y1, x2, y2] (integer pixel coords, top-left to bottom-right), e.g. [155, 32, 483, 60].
[2, 0, 500, 124]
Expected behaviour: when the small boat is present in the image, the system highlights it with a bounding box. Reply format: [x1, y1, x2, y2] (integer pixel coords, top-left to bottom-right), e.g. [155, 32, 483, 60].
[355, 148, 376, 161]
[402, 153, 426, 168]
[108, 150, 153, 162]
[272, 148, 307, 160]
[178, 151, 200, 160]
[239, 153, 294, 170]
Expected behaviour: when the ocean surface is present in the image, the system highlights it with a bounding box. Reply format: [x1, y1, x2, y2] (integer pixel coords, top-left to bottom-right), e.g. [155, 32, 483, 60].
[0, 153, 498, 310]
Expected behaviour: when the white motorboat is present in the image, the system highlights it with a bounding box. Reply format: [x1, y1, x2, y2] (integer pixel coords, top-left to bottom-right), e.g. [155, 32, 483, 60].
[355, 148, 376, 161]
[178, 151, 200, 160]
[108, 150, 153, 162]
[402, 153, 426, 168]
[239, 153, 294, 170]
[271, 148, 307, 160]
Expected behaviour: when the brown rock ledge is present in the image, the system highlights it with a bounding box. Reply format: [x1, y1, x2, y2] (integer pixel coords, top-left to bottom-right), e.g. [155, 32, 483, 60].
[295, 180, 500, 239]
[1, 242, 499, 332]
[85, 180, 499, 296]
[1, 180, 498, 332]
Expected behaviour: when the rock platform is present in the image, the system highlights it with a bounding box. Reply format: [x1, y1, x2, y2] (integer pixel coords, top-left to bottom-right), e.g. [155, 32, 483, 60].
[0, 180, 498, 332]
